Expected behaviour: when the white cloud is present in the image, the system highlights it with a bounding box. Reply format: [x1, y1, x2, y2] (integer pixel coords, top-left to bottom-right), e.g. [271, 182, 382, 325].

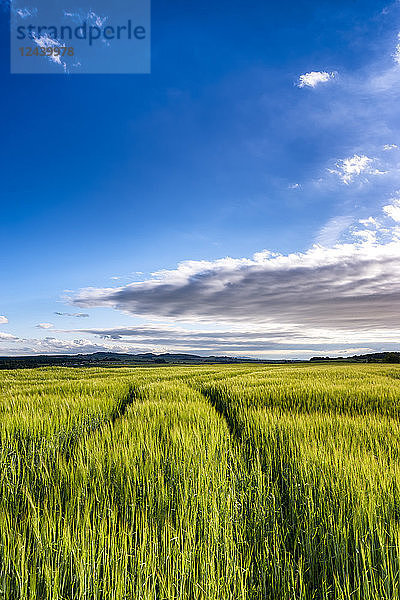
[328, 154, 386, 184]
[393, 33, 400, 64]
[36, 323, 54, 329]
[0, 316, 8, 324]
[383, 194, 400, 222]
[32, 34, 67, 70]
[288, 183, 301, 189]
[0, 332, 18, 341]
[16, 7, 37, 18]
[383, 144, 398, 150]
[297, 71, 336, 88]
[70, 232, 400, 331]
[32, 34, 60, 49]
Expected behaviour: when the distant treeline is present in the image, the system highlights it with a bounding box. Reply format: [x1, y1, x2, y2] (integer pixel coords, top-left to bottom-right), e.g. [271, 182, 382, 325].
[310, 352, 400, 364]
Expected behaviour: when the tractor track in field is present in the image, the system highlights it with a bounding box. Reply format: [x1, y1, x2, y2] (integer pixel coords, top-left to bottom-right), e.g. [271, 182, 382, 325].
[60, 384, 141, 461]
[196, 385, 245, 443]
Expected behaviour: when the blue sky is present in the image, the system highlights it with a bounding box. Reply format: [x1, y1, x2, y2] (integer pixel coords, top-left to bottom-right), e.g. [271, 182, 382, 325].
[2, 0, 400, 358]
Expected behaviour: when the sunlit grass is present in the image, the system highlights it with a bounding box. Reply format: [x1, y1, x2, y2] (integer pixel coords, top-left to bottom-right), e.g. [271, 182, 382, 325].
[1, 364, 400, 598]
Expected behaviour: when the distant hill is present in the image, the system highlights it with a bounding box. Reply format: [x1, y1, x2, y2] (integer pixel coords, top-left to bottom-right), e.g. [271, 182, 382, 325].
[0, 351, 292, 369]
[1, 351, 399, 369]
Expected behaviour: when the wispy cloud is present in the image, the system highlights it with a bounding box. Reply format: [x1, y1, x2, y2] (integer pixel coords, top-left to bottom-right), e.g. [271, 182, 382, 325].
[0, 316, 8, 324]
[54, 312, 90, 318]
[36, 323, 54, 329]
[328, 154, 387, 185]
[297, 71, 336, 88]
[316, 216, 353, 246]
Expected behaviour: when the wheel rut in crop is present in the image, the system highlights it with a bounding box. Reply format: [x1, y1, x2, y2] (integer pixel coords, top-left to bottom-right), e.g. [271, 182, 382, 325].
[197, 385, 245, 443]
[195, 385, 275, 598]
[61, 384, 140, 461]
[195, 384, 322, 599]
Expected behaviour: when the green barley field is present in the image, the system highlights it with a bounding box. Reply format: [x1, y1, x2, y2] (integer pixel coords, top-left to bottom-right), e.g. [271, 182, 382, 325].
[2, 364, 400, 600]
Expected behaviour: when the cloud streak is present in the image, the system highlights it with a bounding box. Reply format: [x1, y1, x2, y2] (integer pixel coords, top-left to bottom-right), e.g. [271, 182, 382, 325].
[67, 323, 399, 356]
[54, 312, 90, 318]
